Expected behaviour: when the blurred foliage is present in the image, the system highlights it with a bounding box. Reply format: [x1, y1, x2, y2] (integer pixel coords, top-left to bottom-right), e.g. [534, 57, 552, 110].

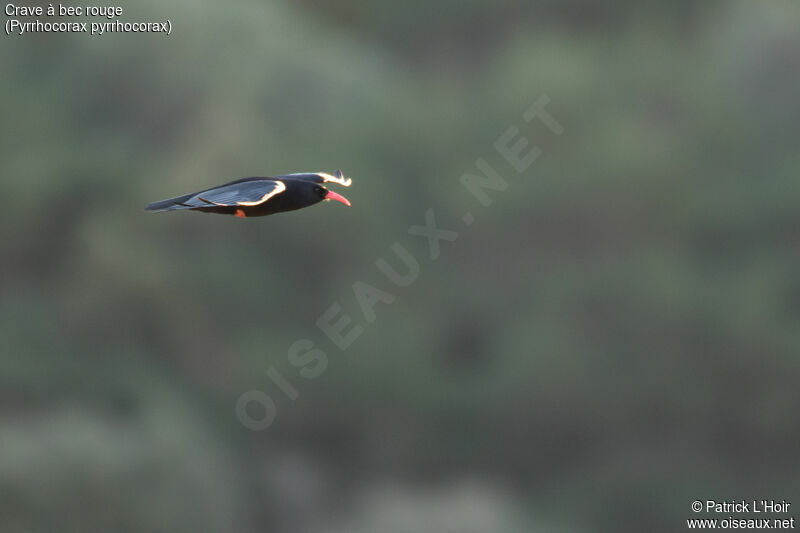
[1, 0, 799, 531]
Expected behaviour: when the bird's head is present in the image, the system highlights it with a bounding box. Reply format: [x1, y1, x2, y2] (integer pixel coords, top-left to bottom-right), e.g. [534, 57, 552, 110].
[313, 170, 351, 206]
[281, 170, 352, 209]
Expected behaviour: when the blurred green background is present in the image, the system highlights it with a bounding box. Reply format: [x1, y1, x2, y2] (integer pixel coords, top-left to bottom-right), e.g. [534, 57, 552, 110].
[1, 1, 799, 531]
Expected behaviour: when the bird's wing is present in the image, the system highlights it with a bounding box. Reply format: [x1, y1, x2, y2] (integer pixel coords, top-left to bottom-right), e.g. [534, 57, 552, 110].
[279, 170, 351, 187]
[184, 179, 287, 207]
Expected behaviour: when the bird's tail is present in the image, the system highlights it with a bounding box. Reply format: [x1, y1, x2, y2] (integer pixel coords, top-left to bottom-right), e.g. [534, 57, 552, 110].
[144, 192, 195, 212]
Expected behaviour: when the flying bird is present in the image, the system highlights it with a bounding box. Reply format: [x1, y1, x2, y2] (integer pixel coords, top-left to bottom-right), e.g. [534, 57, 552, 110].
[145, 170, 352, 218]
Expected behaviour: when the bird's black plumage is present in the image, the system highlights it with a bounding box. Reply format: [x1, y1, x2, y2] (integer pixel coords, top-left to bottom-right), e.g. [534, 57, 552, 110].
[145, 171, 352, 218]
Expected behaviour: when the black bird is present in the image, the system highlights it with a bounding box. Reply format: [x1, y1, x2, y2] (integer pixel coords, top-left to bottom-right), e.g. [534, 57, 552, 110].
[145, 170, 352, 218]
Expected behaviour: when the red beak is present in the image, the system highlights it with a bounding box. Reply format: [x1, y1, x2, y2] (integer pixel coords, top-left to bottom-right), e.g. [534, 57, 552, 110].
[325, 190, 351, 207]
